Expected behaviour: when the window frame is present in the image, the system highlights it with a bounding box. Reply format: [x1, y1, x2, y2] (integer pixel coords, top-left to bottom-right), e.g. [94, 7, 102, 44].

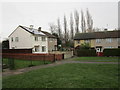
[11, 37, 13, 42]
[15, 37, 19, 42]
[42, 46, 46, 52]
[34, 46, 39, 52]
[42, 37, 46, 41]
[35, 36, 38, 41]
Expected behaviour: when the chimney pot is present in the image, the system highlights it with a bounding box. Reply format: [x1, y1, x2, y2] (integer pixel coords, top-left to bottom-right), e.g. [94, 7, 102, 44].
[38, 27, 41, 32]
[104, 28, 107, 31]
[30, 25, 33, 30]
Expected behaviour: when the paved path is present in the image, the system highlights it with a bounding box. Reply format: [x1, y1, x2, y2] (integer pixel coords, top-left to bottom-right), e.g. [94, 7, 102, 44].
[2, 59, 119, 77]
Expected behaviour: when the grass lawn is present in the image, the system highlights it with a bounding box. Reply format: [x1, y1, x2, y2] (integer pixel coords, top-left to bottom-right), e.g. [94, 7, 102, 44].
[72, 57, 119, 62]
[3, 58, 51, 69]
[3, 63, 119, 88]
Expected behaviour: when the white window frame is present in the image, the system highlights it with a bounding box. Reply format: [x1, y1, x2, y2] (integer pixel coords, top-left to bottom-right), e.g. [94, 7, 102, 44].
[42, 37, 46, 41]
[106, 38, 112, 43]
[34, 46, 39, 52]
[42, 46, 46, 52]
[96, 39, 101, 43]
[15, 37, 19, 42]
[35, 36, 38, 41]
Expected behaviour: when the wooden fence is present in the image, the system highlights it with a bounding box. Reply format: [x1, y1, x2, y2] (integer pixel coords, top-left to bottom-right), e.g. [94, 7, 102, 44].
[2, 49, 32, 54]
[2, 53, 64, 62]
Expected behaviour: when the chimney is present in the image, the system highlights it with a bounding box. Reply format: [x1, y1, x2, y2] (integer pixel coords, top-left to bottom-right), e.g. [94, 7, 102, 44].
[38, 27, 41, 32]
[104, 28, 107, 31]
[30, 25, 33, 30]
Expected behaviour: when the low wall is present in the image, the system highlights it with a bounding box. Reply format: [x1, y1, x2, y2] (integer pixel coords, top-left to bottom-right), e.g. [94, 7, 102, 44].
[50, 51, 73, 59]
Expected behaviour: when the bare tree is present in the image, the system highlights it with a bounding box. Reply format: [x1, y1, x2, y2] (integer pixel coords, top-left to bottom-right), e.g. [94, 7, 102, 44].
[49, 23, 57, 34]
[63, 14, 68, 44]
[70, 13, 74, 40]
[86, 8, 93, 32]
[81, 10, 86, 33]
[74, 10, 79, 33]
[57, 18, 62, 39]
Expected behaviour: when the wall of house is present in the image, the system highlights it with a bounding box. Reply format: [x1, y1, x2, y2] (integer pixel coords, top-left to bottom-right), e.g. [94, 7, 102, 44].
[90, 39, 95, 48]
[48, 38, 57, 52]
[74, 40, 80, 47]
[32, 35, 48, 53]
[74, 38, 119, 49]
[9, 26, 33, 49]
[9, 26, 49, 53]
[94, 38, 119, 49]
[118, 38, 120, 47]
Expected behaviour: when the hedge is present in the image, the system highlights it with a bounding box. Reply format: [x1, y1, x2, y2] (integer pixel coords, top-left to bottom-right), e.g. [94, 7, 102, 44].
[103, 48, 120, 56]
[75, 49, 97, 56]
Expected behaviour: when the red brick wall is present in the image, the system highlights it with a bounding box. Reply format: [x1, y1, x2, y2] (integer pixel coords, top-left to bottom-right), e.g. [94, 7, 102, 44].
[55, 54, 64, 60]
[2, 53, 64, 62]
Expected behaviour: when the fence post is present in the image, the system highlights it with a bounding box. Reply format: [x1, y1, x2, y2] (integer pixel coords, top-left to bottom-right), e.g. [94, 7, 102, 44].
[43, 55, 45, 64]
[2, 58, 3, 72]
[8, 58, 15, 70]
[53, 54, 56, 62]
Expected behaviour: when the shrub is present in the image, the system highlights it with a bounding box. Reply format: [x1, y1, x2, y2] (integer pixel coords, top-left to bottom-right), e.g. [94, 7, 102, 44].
[76, 49, 97, 56]
[103, 48, 120, 56]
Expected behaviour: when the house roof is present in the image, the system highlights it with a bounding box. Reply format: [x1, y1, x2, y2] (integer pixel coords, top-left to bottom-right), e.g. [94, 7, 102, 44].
[74, 30, 120, 40]
[19, 25, 56, 38]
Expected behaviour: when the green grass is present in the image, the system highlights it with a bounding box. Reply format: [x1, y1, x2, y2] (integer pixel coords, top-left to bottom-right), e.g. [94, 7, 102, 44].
[3, 63, 119, 88]
[72, 57, 119, 62]
[3, 58, 51, 69]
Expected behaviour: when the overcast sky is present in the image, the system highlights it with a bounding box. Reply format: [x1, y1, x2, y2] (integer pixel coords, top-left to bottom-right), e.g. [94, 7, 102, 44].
[0, 1, 118, 40]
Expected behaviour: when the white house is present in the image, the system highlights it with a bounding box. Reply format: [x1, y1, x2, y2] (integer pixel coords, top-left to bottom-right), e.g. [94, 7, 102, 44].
[8, 25, 57, 53]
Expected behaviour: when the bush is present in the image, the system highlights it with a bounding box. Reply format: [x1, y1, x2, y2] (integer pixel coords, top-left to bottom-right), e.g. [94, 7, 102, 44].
[76, 49, 97, 56]
[103, 48, 120, 56]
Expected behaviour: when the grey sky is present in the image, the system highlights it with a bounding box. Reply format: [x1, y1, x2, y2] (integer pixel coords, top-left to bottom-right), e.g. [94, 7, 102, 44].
[1, 2, 118, 40]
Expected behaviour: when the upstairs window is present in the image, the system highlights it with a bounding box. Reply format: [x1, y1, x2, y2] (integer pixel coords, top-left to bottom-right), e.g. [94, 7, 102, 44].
[106, 38, 112, 43]
[35, 36, 38, 41]
[96, 39, 101, 43]
[42, 37, 46, 41]
[85, 40, 90, 43]
[15, 37, 19, 42]
[77, 41, 80, 44]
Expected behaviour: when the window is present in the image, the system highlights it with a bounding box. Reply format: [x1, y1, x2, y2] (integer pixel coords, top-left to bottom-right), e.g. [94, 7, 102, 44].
[42, 37, 46, 41]
[49, 38, 53, 41]
[34, 46, 39, 52]
[77, 41, 80, 44]
[105, 46, 112, 48]
[35, 36, 38, 41]
[96, 39, 101, 43]
[12, 47, 15, 49]
[42, 46, 46, 52]
[15, 37, 19, 42]
[106, 38, 112, 43]
[11, 37, 13, 42]
[85, 40, 90, 43]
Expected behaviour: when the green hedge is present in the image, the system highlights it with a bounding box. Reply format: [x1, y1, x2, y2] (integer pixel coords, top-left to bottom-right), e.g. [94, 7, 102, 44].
[76, 49, 97, 56]
[103, 48, 120, 56]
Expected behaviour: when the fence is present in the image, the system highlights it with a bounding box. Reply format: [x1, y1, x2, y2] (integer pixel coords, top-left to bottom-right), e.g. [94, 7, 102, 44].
[2, 53, 64, 70]
[2, 49, 32, 53]
[2, 53, 64, 62]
